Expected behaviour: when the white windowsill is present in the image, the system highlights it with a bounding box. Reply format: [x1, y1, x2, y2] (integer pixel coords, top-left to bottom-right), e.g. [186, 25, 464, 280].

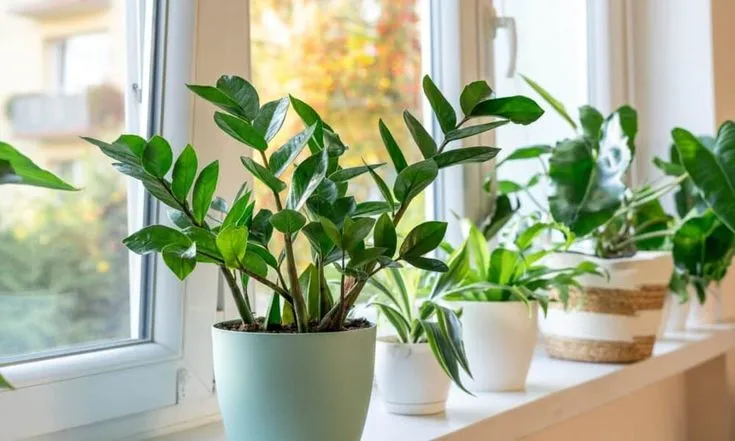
[147, 324, 735, 441]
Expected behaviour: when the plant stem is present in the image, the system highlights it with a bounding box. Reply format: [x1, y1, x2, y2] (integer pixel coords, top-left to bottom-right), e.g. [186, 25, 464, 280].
[220, 266, 255, 324]
[610, 229, 676, 251]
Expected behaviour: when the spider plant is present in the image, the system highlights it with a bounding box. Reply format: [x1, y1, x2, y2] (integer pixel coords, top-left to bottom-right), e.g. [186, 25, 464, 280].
[368, 253, 472, 392]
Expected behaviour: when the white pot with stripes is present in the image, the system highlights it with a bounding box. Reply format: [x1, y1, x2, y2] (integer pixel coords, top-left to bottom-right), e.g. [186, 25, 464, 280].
[539, 252, 672, 363]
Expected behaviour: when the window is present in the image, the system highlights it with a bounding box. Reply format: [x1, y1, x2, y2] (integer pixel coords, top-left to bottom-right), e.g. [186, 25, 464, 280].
[50, 32, 112, 94]
[248, 0, 432, 311]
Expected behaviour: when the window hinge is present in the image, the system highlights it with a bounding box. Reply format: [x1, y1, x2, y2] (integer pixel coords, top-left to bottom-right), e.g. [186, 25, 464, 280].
[176, 368, 189, 404]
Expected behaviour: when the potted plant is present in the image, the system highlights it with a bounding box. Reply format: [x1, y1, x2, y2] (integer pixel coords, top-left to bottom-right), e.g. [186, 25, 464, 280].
[437, 220, 602, 391]
[84, 75, 543, 440]
[369, 262, 471, 415]
[522, 77, 677, 363]
[0, 141, 77, 389]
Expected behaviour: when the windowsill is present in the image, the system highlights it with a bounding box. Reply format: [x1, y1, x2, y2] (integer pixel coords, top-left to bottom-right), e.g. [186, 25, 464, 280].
[147, 324, 735, 441]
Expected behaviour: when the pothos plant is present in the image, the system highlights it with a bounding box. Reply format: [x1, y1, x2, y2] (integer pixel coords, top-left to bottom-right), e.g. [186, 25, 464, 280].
[368, 262, 472, 393]
[440, 219, 605, 310]
[520, 76, 677, 258]
[0, 142, 77, 389]
[85, 74, 544, 333]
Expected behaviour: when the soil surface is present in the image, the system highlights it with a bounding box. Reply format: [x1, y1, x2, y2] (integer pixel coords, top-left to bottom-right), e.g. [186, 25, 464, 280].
[214, 317, 373, 333]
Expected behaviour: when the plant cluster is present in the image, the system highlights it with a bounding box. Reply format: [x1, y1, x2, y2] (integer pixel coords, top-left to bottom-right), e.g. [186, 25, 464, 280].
[85, 74, 544, 333]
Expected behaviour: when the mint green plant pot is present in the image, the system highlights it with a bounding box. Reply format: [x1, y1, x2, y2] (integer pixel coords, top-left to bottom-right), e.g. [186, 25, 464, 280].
[212, 321, 376, 441]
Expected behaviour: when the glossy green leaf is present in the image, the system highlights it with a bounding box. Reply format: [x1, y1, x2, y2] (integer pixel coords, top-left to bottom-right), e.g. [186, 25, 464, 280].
[632, 197, 673, 250]
[435, 304, 472, 377]
[343, 217, 376, 252]
[289, 95, 324, 151]
[423, 75, 457, 133]
[520, 74, 576, 129]
[431, 243, 469, 299]
[183, 226, 221, 262]
[497, 180, 523, 195]
[373, 302, 411, 343]
[287, 149, 328, 210]
[268, 124, 316, 177]
[302, 222, 335, 256]
[445, 120, 509, 142]
[349, 247, 388, 268]
[192, 161, 219, 224]
[420, 320, 471, 394]
[168, 209, 193, 229]
[378, 119, 408, 172]
[319, 216, 342, 248]
[374, 213, 397, 257]
[216, 75, 259, 120]
[216, 226, 249, 268]
[269, 209, 307, 234]
[433, 147, 500, 169]
[394, 159, 438, 203]
[329, 163, 385, 182]
[579, 105, 604, 140]
[673, 210, 734, 281]
[241, 156, 286, 193]
[0, 142, 77, 190]
[186, 84, 245, 119]
[482, 194, 517, 241]
[400, 221, 447, 258]
[470, 95, 545, 125]
[460, 80, 493, 115]
[253, 97, 289, 142]
[123, 225, 192, 255]
[171, 144, 198, 201]
[249, 209, 273, 246]
[465, 219, 490, 280]
[608, 105, 638, 155]
[142, 136, 173, 178]
[214, 112, 267, 151]
[353, 201, 395, 217]
[242, 251, 268, 278]
[673, 123, 735, 232]
[403, 110, 437, 158]
[222, 191, 252, 228]
[246, 242, 277, 269]
[365, 161, 395, 215]
[162, 243, 197, 280]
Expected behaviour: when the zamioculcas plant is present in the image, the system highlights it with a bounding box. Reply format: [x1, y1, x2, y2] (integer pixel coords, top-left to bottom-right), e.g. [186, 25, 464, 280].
[82, 75, 543, 439]
[369, 263, 472, 393]
[521, 76, 676, 258]
[0, 142, 77, 390]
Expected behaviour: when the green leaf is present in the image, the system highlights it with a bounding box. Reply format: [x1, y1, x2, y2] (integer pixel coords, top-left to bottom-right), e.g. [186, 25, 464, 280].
[608, 105, 638, 155]
[142, 136, 174, 178]
[329, 163, 385, 182]
[246, 242, 278, 269]
[242, 251, 268, 278]
[374, 213, 397, 257]
[393, 159, 438, 203]
[171, 144, 198, 201]
[579, 105, 604, 140]
[445, 120, 509, 142]
[460, 80, 493, 115]
[162, 243, 197, 280]
[289, 95, 324, 151]
[431, 243, 469, 299]
[403, 110, 437, 158]
[421, 320, 471, 394]
[489, 248, 522, 285]
[435, 304, 472, 377]
[470, 96, 545, 125]
[343, 217, 376, 252]
[365, 161, 395, 215]
[222, 190, 252, 228]
[515, 222, 572, 251]
[253, 97, 289, 142]
[214, 112, 268, 151]
[264, 293, 281, 330]
[497, 180, 523, 195]
[497, 145, 552, 167]
[186, 85, 245, 119]
[653, 156, 686, 176]
[168, 209, 193, 229]
[268, 124, 316, 177]
[349, 247, 388, 268]
[632, 197, 673, 250]
[123, 225, 192, 255]
[433, 147, 500, 169]
[520, 74, 576, 129]
[0, 142, 77, 190]
[216, 226, 249, 268]
[319, 216, 342, 247]
[211, 196, 228, 213]
[673, 123, 735, 232]
[465, 219, 490, 280]
[250, 209, 274, 246]
[353, 201, 395, 217]
[673, 210, 734, 280]
[373, 302, 410, 343]
[183, 226, 221, 262]
[302, 222, 335, 256]
[481, 194, 517, 241]
[400, 221, 447, 258]
[423, 75, 457, 133]
[378, 119, 408, 173]
[240, 156, 286, 193]
[287, 150, 328, 210]
[269, 209, 307, 234]
[216, 75, 259, 120]
[192, 161, 219, 224]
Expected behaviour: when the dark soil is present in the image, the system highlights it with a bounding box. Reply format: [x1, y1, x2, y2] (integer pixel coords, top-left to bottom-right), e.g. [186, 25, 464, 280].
[214, 317, 373, 333]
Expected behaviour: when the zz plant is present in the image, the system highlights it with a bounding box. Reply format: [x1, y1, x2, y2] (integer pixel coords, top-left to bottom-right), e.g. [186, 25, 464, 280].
[85, 74, 543, 333]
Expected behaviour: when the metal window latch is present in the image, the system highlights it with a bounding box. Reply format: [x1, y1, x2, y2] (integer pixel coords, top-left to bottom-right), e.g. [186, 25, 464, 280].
[489, 7, 518, 78]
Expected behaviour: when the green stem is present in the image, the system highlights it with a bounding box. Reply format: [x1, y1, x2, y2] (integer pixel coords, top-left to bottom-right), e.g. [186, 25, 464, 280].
[221, 266, 255, 324]
[610, 229, 676, 251]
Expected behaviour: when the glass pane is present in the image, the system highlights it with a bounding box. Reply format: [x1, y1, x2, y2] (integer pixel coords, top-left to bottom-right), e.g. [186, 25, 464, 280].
[492, 0, 588, 215]
[249, 0, 427, 312]
[0, 0, 148, 361]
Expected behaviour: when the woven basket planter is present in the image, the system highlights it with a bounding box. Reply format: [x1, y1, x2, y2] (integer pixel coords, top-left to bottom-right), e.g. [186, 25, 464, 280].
[539, 252, 672, 363]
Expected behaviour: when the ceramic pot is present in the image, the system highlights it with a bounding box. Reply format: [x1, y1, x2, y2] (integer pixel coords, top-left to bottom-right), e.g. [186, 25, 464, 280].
[658, 292, 690, 335]
[539, 251, 672, 363]
[212, 321, 376, 441]
[375, 337, 450, 415]
[455, 301, 537, 392]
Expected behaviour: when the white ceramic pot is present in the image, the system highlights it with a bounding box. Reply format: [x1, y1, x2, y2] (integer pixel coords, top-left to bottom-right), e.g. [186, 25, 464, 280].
[539, 251, 672, 363]
[455, 301, 537, 392]
[658, 293, 690, 336]
[687, 283, 722, 327]
[375, 337, 450, 415]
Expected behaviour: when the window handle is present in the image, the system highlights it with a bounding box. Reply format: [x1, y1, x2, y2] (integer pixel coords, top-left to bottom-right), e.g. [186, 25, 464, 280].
[491, 12, 517, 78]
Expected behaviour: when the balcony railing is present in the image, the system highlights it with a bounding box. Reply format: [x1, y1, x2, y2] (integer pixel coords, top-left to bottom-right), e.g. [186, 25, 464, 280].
[7, 0, 111, 20]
